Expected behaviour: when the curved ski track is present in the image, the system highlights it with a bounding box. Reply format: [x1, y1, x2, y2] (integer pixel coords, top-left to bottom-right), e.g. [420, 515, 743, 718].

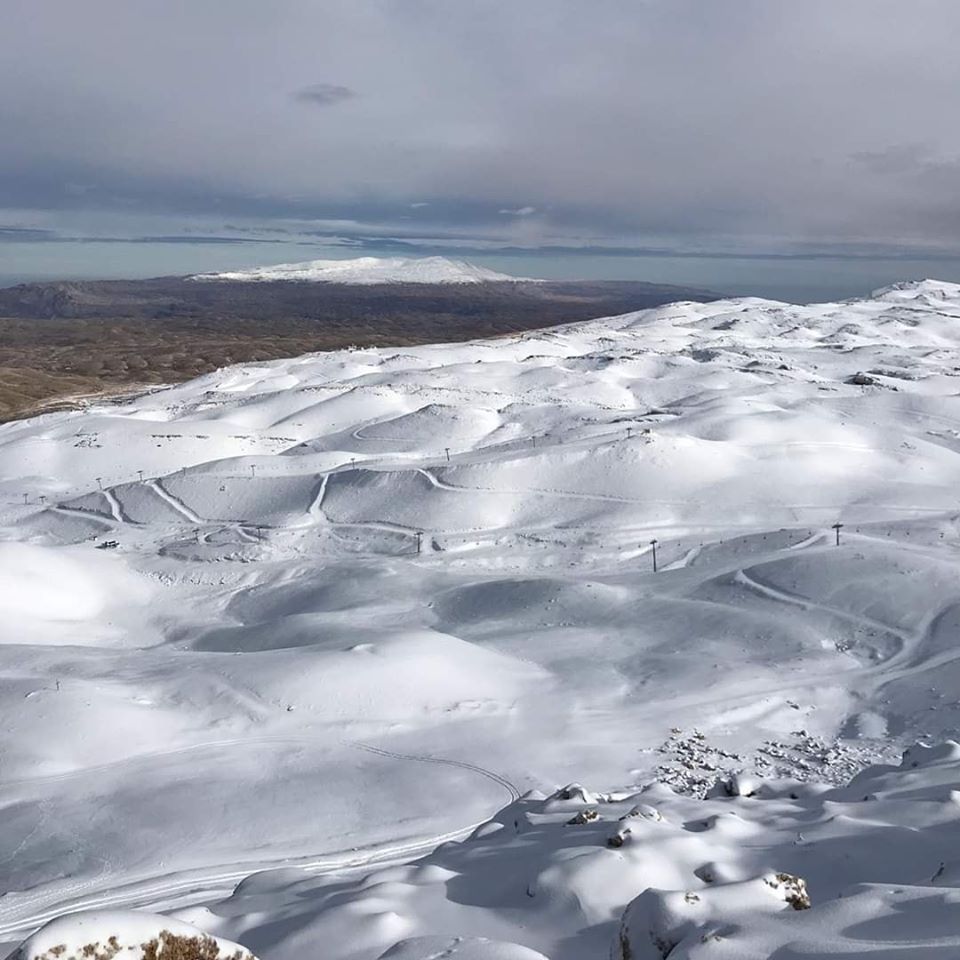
[0, 739, 520, 943]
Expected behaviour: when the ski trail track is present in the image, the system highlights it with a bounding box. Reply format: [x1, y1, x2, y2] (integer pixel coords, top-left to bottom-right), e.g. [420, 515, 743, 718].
[307, 473, 328, 519]
[147, 479, 205, 524]
[662, 544, 703, 571]
[416, 466, 955, 517]
[346, 740, 522, 803]
[417, 466, 695, 507]
[48, 506, 114, 530]
[0, 739, 521, 942]
[734, 565, 960, 694]
[305, 470, 421, 546]
[101, 488, 126, 524]
[733, 567, 914, 649]
[0, 824, 489, 943]
[581, 531, 960, 725]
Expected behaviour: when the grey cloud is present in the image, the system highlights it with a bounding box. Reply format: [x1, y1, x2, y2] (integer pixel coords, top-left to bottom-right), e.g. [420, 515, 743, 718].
[851, 144, 934, 177]
[293, 84, 357, 107]
[4, 0, 960, 256]
[0, 226, 58, 241]
[850, 144, 960, 184]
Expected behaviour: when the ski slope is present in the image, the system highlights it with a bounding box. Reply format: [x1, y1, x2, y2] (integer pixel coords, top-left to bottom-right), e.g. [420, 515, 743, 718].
[4, 279, 960, 958]
[190, 256, 527, 284]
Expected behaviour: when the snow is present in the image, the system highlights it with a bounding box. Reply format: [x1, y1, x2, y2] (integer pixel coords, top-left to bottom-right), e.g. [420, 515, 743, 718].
[380, 939, 549, 960]
[4, 279, 960, 957]
[189, 256, 528, 284]
[10, 910, 254, 960]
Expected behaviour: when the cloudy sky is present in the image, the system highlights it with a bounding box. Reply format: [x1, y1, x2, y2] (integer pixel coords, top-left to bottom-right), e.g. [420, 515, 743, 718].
[3, 0, 960, 291]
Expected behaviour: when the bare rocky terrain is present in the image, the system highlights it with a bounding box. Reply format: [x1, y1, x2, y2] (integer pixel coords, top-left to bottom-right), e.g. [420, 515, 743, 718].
[0, 277, 716, 421]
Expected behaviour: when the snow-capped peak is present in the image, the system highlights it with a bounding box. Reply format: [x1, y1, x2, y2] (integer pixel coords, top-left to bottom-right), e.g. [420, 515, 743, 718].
[189, 255, 529, 284]
[870, 278, 960, 300]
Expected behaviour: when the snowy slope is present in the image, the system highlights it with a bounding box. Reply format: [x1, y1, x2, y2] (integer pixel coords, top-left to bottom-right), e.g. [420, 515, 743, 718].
[4, 279, 960, 957]
[173, 742, 960, 959]
[190, 256, 527, 284]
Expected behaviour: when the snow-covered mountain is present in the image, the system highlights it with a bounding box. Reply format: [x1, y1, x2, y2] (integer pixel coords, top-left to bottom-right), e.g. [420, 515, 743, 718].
[4, 279, 960, 958]
[190, 255, 528, 284]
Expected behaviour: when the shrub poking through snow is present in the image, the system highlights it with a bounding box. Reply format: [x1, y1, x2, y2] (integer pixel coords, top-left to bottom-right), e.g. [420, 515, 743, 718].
[619, 804, 664, 822]
[607, 824, 632, 847]
[765, 872, 810, 911]
[140, 932, 245, 960]
[566, 808, 600, 825]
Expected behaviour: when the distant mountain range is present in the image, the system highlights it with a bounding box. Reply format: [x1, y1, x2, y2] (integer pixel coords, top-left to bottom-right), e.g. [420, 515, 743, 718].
[0, 266, 715, 324]
[0, 262, 718, 420]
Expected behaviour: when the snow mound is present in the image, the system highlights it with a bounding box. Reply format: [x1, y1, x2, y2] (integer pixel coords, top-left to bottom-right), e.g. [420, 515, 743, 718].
[0, 541, 153, 645]
[9, 911, 255, 960]
[190, 256, 526, 284]
[379, 938, 549, 960]
[615, 873, 809, 959]
[0, 542, 108, 623]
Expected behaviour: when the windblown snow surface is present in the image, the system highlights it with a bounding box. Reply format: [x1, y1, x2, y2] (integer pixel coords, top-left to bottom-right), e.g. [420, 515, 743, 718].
[6, 280, 960, 958]
[190, 256, 526, 284]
